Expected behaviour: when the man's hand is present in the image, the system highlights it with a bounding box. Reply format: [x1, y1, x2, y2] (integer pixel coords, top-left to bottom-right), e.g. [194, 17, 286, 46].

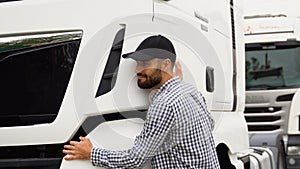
[174, 61, 183, 80]
[63, 136, 93, 160]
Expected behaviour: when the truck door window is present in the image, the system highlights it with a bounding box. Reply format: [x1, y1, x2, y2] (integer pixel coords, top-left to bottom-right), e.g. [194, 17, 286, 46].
[96, 28, 125, 97]
[0, 31, 82, 127]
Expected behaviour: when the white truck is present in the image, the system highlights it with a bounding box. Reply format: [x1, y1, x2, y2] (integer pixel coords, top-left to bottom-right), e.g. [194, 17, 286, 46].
[244, 0, 300, 168]
[0, 0, 271, 168]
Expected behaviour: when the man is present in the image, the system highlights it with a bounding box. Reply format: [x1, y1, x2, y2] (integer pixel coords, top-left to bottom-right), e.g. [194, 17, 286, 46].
[63, 35, 220, 168]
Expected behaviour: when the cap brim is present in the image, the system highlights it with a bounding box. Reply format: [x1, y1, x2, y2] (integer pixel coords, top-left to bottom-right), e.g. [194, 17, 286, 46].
[122, 48, 176, 62]
[122, 51, 154, 61]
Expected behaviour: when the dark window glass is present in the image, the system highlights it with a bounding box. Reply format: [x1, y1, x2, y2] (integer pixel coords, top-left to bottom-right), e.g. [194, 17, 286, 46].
[246, 41, 300, 90]
[0, 0, 21, 3]
[0, 40, 80, 127]
[96, 28, 125, 97]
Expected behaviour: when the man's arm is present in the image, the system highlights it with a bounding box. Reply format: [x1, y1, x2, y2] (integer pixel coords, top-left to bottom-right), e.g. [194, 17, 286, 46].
[63, 102, 175, 168]
[174, 61, 183, 80]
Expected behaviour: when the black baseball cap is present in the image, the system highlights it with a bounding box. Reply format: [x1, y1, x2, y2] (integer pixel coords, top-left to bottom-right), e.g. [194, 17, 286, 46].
[122, 35, 176, 62]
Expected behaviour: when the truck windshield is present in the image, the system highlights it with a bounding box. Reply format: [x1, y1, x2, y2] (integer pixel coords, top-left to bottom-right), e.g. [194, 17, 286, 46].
[245, 41, 300, 90]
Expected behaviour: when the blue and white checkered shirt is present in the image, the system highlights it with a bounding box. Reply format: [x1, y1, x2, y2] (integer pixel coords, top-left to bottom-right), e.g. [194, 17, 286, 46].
[91, 76, 220, 168]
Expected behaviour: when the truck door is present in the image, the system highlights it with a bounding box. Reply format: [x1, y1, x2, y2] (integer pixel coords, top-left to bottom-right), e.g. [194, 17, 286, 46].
[153, 0, 236, 111]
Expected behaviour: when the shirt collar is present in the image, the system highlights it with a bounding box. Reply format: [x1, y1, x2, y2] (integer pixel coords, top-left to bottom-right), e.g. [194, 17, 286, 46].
[150, 76, 181, 102]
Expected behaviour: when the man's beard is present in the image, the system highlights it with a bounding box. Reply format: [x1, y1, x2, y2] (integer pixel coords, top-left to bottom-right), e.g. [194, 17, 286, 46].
[137, 69, 162, 89]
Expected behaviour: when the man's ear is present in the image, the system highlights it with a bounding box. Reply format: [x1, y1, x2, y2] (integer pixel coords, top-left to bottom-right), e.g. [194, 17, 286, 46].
[163, 58, 172, 71]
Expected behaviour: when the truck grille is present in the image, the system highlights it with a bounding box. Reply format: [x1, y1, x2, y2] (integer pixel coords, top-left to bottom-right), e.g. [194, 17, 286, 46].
[244, 107, 283, 132]
[244, 107, 282, 113]
[244, 90, 296, 134]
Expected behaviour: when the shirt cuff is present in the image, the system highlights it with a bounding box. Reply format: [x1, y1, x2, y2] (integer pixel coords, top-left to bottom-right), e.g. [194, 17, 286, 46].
[90, 147, 104, 166]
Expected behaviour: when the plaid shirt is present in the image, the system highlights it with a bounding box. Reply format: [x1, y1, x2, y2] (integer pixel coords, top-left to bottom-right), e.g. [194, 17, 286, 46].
[91, 76, 220, 169]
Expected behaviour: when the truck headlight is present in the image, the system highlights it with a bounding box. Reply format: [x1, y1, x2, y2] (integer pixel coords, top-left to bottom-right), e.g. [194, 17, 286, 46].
[287, 146, 300, 156]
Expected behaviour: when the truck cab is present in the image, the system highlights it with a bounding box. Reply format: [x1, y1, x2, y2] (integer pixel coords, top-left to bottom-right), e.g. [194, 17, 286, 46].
[244, 1, 300, 168]
[0, 0, 269, 168]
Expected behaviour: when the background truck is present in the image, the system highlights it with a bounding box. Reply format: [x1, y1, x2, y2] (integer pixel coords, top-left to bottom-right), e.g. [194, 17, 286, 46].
[244, 0, 300, 168]
[0, 0, 271, 168]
